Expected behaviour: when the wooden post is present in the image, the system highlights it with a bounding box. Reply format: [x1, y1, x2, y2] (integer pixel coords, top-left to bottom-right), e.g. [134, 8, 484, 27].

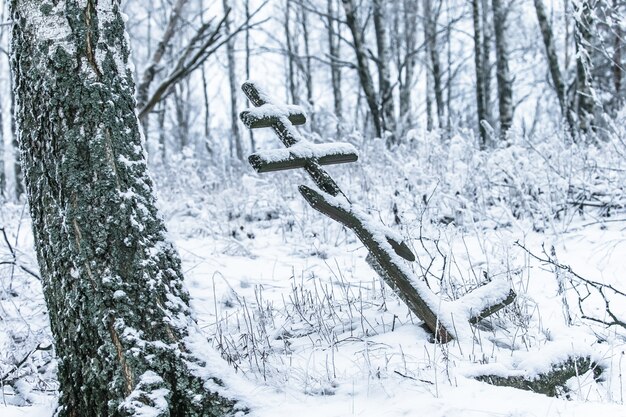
[239, 81, 515, 342]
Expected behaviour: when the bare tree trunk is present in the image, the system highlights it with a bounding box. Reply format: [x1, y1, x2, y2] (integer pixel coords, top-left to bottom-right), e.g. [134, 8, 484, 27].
[0, 85, 5, 198]
[10, 1, 240, 415]
[284, 0, 299, 104]
[472, 0, 488, 148]
[613, 0, 622, 98]
[534, 0, 575, 133]
[573, 0, 595, 134]
[300, 6, 315, 131]
[223, 0, 243, 160]
[137, 0, 188, 118]
[425, 67, 434, 131]
[424, 0, 444, 129]
[481, 0, 492, 126]
[399, 0, 418, 127]
[373, 0, 396, 139]
[327, 0, 343, 137]
[158, 102, 168, 162]
[492, 0, 513, 137]
[341, 0, 383, 137]
[201, 65, 211, 150]
[173, 82, 190, 151]
[245, 0, 255, 151]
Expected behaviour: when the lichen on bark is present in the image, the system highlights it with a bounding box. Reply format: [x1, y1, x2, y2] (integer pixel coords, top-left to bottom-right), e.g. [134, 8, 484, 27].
[10, 1, 241, 416]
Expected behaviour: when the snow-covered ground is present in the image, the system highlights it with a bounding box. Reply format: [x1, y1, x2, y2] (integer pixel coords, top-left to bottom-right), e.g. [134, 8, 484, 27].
[1, 131, 626, 416]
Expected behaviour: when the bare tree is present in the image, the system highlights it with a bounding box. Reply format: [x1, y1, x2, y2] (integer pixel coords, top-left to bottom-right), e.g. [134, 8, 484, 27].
[398, 0, 419, 128]
[472, 0, 488, 147]
[573, 0, 596, 134]
[492, 0, 514, 136]
[534, 0, 575, 133]
[373, 0, 396, 139]
[424, 0, 445, 129]
[341, 0, 383, 137]
[326, 0, 343, 136]
[223, 0, 244, 160]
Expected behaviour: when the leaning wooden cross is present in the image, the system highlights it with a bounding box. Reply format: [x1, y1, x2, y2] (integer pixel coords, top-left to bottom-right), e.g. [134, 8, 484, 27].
[240, 82, 515, 342]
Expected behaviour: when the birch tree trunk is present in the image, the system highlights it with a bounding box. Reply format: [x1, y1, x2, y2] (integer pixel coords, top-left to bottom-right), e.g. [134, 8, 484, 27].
[573, 0, 595, 134]
[327, 0, 343, 136]
[481, 0, 493, 127]
[0, 88, 5, 198]
[472, 0, 488, 148]
[284, 0, 299, 104]
[424, 0, 444, 129]
[492, 0, 513, 136]
[10, 2, 240, 415]
[245, 0, 255, 151]
[341, 0, 383, 138]
[534, 0, 575, 133]
[373, 0, 396, 139]
[223, 0, 243, 160]
[399, 0, 418, 127]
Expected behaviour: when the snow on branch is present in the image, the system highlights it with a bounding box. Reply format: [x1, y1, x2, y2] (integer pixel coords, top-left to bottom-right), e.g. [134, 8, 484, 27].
[248, 141, 358, 173]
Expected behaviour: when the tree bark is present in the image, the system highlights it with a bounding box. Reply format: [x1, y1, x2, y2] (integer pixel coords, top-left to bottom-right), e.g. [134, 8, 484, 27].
[472, 0, 488, 148]
[136, 0, 188, 119]
[10, 2, 240, 416]
[424, 0, 444, 129]
[245, 0, 255, 151]
[481, 0, 492, 127]
[492, 0, 513, 137]
[534, 0, 575, 133]
[0, 86, 5, 198]
[372, 0, 396, 139]
[341, 0, 383, 138]
[573, 0, 595, 134]
[326, 0, 343, 137]
[399, 0, 418, 127]
[223, 0, 243, 160]
[284, 0, 299, 104]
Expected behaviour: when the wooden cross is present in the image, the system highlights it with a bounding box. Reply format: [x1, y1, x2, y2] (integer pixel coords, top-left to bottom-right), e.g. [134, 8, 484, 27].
[240, 82, 515, 343]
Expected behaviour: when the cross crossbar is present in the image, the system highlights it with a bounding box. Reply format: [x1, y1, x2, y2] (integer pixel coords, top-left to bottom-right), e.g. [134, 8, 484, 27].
[241, 81, 343, 196]
[249, 142, 358, 173]
[241, 104, 307, 129]
[239, 81, 516, 343]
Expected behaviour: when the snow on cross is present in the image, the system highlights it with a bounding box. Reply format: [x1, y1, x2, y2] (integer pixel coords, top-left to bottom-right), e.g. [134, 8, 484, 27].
[239, 81, 516, 342]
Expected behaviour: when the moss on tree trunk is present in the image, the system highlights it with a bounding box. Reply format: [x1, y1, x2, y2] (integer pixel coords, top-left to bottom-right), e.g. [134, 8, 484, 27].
[10, 1, 241, 416]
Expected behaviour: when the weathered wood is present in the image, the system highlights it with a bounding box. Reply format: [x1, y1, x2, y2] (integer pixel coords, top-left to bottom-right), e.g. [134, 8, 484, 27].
[248, 142, 358, 173]
[241, 82, 341, 196]
[299, 184, 454, 342]
[240, 81, 516, 343]
[469, 289, 516, 324]
[249, 152, 358, 173]
[240, 110, 306, 129]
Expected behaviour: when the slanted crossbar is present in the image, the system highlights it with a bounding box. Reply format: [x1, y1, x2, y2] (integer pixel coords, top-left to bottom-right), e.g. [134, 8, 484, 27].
[249, 142, 358, 173]
[239, 81, 516, 342]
